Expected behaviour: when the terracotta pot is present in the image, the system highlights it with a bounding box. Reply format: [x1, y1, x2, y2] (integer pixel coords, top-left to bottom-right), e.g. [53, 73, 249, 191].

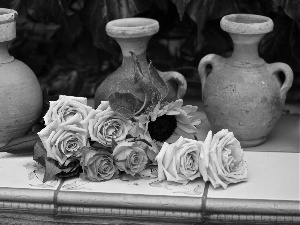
[198, 14, 293, 147]
[94, 17, 187, 108]
[0, 8, 43, 146]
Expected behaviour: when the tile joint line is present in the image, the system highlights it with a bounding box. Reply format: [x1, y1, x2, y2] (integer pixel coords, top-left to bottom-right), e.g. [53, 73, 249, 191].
[53, 178, 66, 215]
[201, 182, 209, 221]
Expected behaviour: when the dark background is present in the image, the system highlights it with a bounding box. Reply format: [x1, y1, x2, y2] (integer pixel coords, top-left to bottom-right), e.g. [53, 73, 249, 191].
[1, 0, 299, 102]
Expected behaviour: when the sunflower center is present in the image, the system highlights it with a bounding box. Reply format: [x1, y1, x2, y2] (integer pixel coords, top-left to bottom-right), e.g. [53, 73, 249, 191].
[148, 115, 177, 142]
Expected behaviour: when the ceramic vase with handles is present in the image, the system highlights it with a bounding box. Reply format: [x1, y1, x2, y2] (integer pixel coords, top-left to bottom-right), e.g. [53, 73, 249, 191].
[0, 8, 43, 146]
[94, 17, 187, 108]
[198, 14, 293, 147]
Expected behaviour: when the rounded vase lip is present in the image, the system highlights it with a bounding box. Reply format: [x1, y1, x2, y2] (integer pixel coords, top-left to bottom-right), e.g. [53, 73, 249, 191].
[221, 14, 273, 34]
[106, 17, 159, 38]
[0, 8, 17, 23]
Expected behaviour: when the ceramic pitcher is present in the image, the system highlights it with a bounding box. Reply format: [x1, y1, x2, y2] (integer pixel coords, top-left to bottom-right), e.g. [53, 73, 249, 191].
[94, 17, 187, 108]
[198, 14, 293, 147]
[0, 8, 42, 146]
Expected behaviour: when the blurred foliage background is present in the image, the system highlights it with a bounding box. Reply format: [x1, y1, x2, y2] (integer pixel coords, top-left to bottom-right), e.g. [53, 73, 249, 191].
[1, 0, 299, 102]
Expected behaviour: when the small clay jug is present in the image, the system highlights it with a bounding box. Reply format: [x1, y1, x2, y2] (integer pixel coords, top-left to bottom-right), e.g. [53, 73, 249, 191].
[94, 17, 187, 108]
[0, 8, 43, 146]
[198, 14, 293, 147]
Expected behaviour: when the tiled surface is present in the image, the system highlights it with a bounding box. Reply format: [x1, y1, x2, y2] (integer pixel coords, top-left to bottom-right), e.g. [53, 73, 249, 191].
[207, 151, 300, 201]
[0, 153, 61, 190]
[60, 175, 205, 197]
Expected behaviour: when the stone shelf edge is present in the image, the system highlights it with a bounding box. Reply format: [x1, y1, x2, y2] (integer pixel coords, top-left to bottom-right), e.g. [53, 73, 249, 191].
[1, 183, 300, 224]
[204, 198, 300, 224]
[0, 184, 203, 224]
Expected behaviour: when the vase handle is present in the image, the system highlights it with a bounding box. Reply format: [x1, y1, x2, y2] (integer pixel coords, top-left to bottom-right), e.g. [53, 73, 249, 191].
[160, 71, 187, 101]
[268, 62, 294, 99]
[198, 54, 222, 96]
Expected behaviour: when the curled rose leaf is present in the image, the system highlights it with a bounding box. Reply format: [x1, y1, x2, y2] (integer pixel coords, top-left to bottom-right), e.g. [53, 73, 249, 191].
[108, 52, 170, 119]
[108, 92, 140, 119]
[131, 51, 161, 115]
[148, 61, 169, 102]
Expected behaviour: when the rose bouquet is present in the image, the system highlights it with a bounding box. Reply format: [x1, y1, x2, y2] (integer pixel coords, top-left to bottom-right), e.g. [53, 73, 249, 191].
[33, 52, 201, 183]
[33, 52, 247, 189]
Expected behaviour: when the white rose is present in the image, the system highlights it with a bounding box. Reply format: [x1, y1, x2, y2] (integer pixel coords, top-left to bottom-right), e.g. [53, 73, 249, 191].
[38, 114, 89, 166]
[113, 141, 148, 176]
[199, 129, 248, 189]
[87, 101, 133, 147]
[44, 95, 92, 125]
[156, 136, 201, 184]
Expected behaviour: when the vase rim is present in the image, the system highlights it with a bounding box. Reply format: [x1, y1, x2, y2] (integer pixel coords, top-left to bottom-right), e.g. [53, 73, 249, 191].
[221, 14, 273, 34]
[0, 8, 17, 24]
[106, 17, 159, 38]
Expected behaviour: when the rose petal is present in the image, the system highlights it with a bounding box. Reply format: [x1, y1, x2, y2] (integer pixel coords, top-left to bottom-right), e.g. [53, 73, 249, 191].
[203, 131, 212, 167]
[210, 129, 228, 149]
[156, 142, 170, 181]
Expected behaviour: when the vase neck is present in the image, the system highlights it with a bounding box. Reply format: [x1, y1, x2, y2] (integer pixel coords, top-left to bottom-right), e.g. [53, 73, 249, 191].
[229, 33, 264, 64]
[115, 36, 150, 58]
[0, 42, 14, 63]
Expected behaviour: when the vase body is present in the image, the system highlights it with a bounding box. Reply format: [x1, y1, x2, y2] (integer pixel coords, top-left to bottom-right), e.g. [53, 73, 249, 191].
[94, 18, 187, 108]
[198, 14, 293, 147]
[0, 8, 43, 146]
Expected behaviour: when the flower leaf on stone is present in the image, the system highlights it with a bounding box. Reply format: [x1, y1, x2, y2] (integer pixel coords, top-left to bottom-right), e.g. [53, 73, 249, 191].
[33, 140, 47, 167]
[43, 158, 62, 183]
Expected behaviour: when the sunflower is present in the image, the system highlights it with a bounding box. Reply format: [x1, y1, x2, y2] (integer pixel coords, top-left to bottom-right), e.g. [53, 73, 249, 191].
[133, 99, 201, 159]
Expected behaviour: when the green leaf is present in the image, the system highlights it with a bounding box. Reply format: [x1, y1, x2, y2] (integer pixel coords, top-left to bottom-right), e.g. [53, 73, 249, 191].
[0, 133, 40, 154]
[170, 0, 192, 20]
[108, 92, 140, 119]
[148, 61, 169, 101]
[125, 134, 134, 139]
[273, 0, 300, 26]
[90, 142, 107, 149]
[43, 158, 62, 183]
[111, 138, 118, 152]
[119, 171, 139, 181]
[56, 160, 82, 179]
[185, 0, 238, 45]
[33, 140, 47, 167]
[81, 0, 152, 54]
[39, 87, 59, 124]
[130, 52, 161, 115]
